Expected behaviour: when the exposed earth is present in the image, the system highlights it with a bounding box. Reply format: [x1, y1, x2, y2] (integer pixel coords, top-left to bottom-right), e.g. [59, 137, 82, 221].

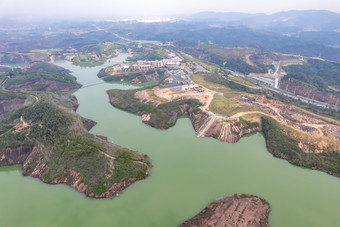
[180, 194, 271, 227]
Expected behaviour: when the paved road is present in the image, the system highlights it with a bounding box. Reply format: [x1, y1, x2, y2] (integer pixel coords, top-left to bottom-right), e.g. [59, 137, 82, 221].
[267, 87, 340, 111]
[0, 76, 9, 88]
[224, 68, 340, 111]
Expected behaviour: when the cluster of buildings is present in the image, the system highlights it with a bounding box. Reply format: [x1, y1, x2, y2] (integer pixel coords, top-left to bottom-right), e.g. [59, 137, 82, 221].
[111, 53, 183, 73]
[132, 54, 182, 71]
[14, 122, 29, 132]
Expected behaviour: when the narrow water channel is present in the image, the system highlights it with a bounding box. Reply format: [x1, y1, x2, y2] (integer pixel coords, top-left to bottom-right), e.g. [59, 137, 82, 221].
[0, 54, 340, 227]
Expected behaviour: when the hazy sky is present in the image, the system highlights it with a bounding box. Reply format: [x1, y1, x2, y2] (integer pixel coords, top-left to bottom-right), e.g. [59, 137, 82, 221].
[1, 0, 339, 18]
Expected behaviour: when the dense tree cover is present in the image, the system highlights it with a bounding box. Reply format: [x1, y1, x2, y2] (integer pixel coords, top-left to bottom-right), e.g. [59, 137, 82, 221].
[108, 89, 155, 114]
[262, 116, 340, 177]
[299, 31, 340, 48]
[0, 90, 26, 100]
[249, 53, 275, 71]
[179, 47, 268, 74]
[25, 62, 71, 74]
[2, 71, 80, 91]
[223, 58, 267, 75]
[147, 99, 201, 129]
[139, 26, 340, 61]
[283, 59, 340, 91]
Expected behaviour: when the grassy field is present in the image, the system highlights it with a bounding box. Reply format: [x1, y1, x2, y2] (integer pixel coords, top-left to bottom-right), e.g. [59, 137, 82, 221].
[191, 73, 257, 117]
[282, 62, 303, 67]
[180, 52, 220, 72]
[30, 49, 62, 53]
[209, 94, 257, 117]
[147, 89, 168, 103]
[228, 74, 257, 87]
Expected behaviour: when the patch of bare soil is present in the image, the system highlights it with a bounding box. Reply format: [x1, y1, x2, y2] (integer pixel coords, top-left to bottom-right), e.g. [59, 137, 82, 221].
[134, 89, 169, 106]
[190, 112, 261, 143]
[329, 86, 340, 92]
[275, 104, 325, 124]
[322, 125, 340, 140]
[237, 94, 329, 134]
[245, 54, 255, 66]
[154, 85, 216, 113]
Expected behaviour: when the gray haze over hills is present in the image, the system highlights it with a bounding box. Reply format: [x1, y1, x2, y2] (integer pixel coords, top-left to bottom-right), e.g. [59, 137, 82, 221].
[0, 0, 340, 19]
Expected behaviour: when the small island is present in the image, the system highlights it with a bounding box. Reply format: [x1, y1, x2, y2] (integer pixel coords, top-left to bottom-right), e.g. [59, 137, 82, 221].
[180, 194, 271, 227]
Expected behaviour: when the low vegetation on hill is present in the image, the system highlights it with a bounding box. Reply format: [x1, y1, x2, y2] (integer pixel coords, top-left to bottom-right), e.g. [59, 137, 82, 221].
[0, 62, 81, 92]
[98, 68, 166, 85]
[72, 43, 127, 67]
[0, 92, 150, 198]
[262, 116, 340, 177]
[23, 61, 71, 74]
[283, 58, 340, 91]
[107, 89, 201, 129]
[0, 71, 80, 92]
[179, 47, 269, 75]
[127, 49, 167, 61]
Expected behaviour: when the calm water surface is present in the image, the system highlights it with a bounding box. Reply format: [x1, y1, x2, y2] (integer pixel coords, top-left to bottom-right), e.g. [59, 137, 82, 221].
[1, 53, 340, 227]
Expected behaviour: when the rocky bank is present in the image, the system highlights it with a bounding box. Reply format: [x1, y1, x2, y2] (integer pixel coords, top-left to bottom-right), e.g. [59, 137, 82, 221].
[180, 194, 271, 227]
[190, 112, 261, 143]
[0, 145, 146, 199]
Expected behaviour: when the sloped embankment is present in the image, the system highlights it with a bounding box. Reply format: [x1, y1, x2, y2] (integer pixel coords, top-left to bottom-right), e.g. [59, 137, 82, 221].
[190, 112, 260, 143]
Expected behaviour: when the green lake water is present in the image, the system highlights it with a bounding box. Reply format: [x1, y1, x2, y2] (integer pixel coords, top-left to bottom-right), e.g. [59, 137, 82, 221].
[1, 53, 340, 226]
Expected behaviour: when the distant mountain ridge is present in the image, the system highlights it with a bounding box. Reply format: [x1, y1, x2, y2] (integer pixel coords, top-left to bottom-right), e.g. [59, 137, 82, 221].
[1, 10, 340, 61]
[183, 10, 340, 32]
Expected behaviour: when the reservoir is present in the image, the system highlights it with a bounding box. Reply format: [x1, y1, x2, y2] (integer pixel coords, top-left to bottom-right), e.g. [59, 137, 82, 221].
[1, 54, 340, 226]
